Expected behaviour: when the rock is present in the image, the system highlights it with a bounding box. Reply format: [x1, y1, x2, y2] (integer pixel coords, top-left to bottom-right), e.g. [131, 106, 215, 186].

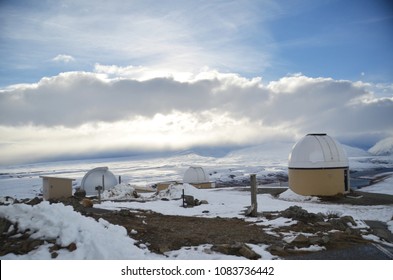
[132, 190, 140, 198]
[182, 195, 195, 207]
[0, 196, 15, 205]
[212, 244, 238, 255]
[308, 236, 321, 244]
[238, 245, 261, 260]
[81, 198, 93, 208]
[322, 235, 330, 244]
[329, 219, 348, 231]
[74, 188, 86, 198]
[291, 234, 309, 244]
[211, 243, 261, 260]
[22, 239, 43, 253]
[340, 216, 357, 226]
[49, 244, 60, 253]
[200, 200, 208, 205]
[26, 197, 42, 206]
[158, 245, 170, 253]
[268, 245, 286, 255]
[281, 206, 323, 223]
[51, 252, 58, 259]
[316, 221, 331, 227]
[307, 235, 329, 245]
[67, 242, 77, 252]
[0, 218, 12, 234]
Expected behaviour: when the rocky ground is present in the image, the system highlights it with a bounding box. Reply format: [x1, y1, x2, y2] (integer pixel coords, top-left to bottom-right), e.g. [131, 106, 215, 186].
[1, 190, 392, 259]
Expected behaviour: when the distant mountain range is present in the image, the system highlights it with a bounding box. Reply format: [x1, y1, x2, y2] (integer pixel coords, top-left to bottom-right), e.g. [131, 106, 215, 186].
[179, 137, 393, 161]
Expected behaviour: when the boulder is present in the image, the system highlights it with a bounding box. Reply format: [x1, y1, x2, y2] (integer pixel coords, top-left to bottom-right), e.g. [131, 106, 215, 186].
[340, 216, 357, 226]
[182, 195, 195, 207]
[81, 198, 94, 208]
[290, 234, 309, 244]
[211, 243, 261, 260]
[281, 206, 324, 223]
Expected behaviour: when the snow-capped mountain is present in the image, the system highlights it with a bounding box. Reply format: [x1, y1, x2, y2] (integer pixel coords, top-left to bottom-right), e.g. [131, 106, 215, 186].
[342, 145, 369, 157]
[368, 137, 393, 156]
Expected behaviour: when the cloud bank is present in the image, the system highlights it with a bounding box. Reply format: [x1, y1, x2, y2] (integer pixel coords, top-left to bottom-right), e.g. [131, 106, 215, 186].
[0, 67, 392, 164]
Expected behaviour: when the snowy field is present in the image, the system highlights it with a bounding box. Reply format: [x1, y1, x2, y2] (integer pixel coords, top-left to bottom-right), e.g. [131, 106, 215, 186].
[0, 143, 393, 259]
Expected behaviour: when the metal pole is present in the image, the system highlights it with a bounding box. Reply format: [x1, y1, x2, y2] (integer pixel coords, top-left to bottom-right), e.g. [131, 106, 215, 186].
[250, 174, 258, 217]
[96, 186, 102, 204]
[102, 174, 105, 191]
[119, 175, 121, 184]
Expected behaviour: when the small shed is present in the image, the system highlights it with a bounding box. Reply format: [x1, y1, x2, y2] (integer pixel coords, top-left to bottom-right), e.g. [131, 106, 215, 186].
[80, 167, 118, 196]
[41, 176, 74, 200]
[288, 133, 350, 196]
[183, 166, 215, 189]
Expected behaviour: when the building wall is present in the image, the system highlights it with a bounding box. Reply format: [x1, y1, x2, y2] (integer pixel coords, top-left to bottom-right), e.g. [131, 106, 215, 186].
[190, 182, 215, 189]
[42, 177, 73, 200]
[288, 168, 349, 196]
[156, 181, 181, 192]
[156, 181, 215, 192]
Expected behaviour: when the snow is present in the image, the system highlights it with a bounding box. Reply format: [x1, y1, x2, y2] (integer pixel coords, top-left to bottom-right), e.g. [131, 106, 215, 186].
[294, 245, 326, 252]
[0, 202, 154, 260]
[164, 245, 245, 260]
[278, 189, 320, 202]
[369, 137, 393, 156]
[101, 183, 136, 200]
[0, 143, 392, 260]
[359, 173, 393, 195]
[343, 144, 370, 157]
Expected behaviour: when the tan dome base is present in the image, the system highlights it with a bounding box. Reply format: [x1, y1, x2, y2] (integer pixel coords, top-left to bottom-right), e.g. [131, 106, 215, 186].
[288, 167, 350, 196]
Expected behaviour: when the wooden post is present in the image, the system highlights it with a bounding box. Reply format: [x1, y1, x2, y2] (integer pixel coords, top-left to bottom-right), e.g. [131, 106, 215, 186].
[182, 189, 185, 208]
[102, 174, 105, 191]
[119, 175, 122, 184]
[250, 174, 258, 217]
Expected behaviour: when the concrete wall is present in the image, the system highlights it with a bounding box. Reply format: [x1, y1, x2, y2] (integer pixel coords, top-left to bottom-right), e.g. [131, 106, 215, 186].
[288, 168, 349, 196]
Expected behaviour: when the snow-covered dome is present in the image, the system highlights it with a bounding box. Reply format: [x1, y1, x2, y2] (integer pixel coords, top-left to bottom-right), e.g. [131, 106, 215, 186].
[183, 166, 210, 184]
[288, 133, 348, 169]
[81, 167, 118, 196]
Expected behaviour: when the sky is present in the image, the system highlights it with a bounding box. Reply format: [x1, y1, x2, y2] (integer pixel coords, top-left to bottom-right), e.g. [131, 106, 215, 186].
[0, 0, 392, 165]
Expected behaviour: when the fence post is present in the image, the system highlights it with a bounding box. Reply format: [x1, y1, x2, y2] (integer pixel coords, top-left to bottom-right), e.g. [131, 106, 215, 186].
[250, 174, 258, 217]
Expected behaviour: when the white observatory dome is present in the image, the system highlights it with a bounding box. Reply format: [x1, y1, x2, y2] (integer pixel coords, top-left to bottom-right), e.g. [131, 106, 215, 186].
[80, 166, 118, 196]
[183, 166, 210, 184]
[288, 133, 348, 169]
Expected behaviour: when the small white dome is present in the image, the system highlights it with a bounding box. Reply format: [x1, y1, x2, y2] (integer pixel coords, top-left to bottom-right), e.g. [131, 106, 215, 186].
[289, 134, 348, 168]
[183, 166, 210, 184]
[81, 167, 118, 196]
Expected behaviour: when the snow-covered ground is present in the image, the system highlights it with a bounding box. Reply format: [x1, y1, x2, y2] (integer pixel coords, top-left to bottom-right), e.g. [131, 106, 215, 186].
[0, 143, 392, 259]
[1, 142, 392, 199]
